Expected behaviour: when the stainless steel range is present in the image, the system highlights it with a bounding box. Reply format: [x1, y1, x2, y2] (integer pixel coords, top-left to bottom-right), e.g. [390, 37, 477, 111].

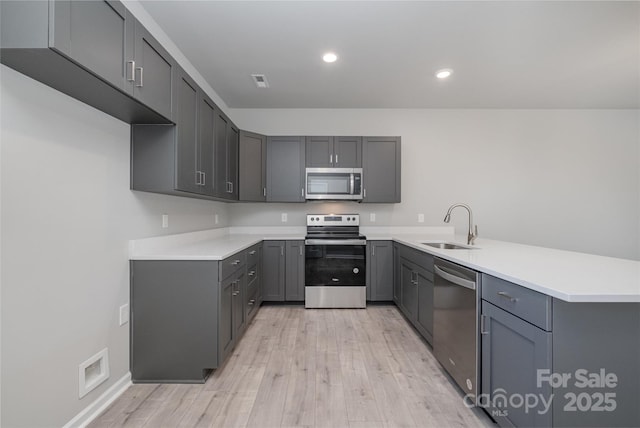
[304, 214, 366, 308]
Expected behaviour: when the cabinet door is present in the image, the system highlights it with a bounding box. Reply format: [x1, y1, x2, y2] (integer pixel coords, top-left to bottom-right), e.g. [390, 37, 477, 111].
[362, 137, 401, 203]
[368, 241, 393, 301]
[51, 0, 132, 92]
[198, 94, 215, 196]
[219, 275, 234, 363]
[227, 125, 239, 200]
[266, 136, 306, 202]
[285, 241, 305, 301]
[262, 241, 285, 301]
[393, 244, 401, 305]
[305, 136, 334, 167]
[400, 260, 418, 322]
[481, 301, 552, 428]
[239, 131, 267, 201]
[232, 272, 246, 338]
[334, 136, 362, 167]
[416, 268, 434, 340]
[133, 20, 173, 120]
[213, 111, 229, 197]
[174, 70, 199, 194]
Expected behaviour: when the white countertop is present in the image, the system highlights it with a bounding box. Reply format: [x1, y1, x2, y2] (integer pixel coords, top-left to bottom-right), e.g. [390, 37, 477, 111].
[129, 227, 640, 303]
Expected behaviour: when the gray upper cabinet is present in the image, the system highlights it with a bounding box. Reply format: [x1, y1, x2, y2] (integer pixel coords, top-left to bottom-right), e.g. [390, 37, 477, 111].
[239, 131, 267, 202]
[213, 112, 239, 200]
[362, 137, 401, 203]
[0, 0, 172, 124]
[366, 241, 393, 301]
[306, 136, 362, 168]
[267, 136, 306, 202]
[132, 19, 174, 120]
[285, 241, 305, 301]
[174, 71, 199, 194]
[197, 95, 215, 196]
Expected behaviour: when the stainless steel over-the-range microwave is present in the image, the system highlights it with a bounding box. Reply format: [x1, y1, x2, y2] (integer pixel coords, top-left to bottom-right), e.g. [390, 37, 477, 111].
[305, 168, 363, 200]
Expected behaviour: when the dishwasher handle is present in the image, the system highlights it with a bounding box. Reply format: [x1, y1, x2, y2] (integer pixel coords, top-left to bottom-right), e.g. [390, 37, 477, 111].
[434, 265, 476, 290]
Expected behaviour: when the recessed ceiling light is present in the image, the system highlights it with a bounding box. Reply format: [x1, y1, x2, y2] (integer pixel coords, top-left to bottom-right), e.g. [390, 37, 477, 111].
[436, 69, 453, 79]
[323, 52, 338, 63]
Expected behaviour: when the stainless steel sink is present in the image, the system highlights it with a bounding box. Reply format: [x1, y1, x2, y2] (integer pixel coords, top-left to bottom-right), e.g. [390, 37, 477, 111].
[421, 241, 478, 250]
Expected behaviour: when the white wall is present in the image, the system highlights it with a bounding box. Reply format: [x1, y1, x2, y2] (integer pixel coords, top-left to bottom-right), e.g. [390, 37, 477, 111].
[230, 108, 640, 261]
[0, 66, 229, 427]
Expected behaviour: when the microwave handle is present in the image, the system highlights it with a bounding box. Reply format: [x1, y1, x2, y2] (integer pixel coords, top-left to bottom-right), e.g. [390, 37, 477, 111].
[350, 173, 355, 195]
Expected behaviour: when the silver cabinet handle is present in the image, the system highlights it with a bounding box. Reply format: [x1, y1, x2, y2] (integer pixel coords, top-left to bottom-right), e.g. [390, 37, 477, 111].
[372, 245, 375, 256]
[232, 291, 239, 296]
[231, 259, 241, 266]
[248, 270, 255, 277]
[263, 187, 266, 197]
[497, 291, 518, 302]
[280, 246, 284, 256]
[202, 172, 205, 186]
[135, 67, 143, 87]
[301, 188, 304, 198]
[335, 154, 338, 164]
[480, 314, 489, 335]
[126, 60, 135, 82]
[363, 188, 367, 198]
[248, 300, 255, 306]
[330, 154, 333, 164]
[299, 246, 303, 256]
[249, 250, 256, 255]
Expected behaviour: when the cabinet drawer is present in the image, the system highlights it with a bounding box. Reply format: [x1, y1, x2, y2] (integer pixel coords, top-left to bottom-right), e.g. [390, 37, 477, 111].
[482, 274, 552, 331]
[399, 245, 434, 272]
[246, 243, 261, 265]
[221, 250, 246, 280]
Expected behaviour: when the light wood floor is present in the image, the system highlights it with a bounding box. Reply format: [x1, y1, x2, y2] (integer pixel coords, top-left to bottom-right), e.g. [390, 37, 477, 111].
[90, 305, 495, 428]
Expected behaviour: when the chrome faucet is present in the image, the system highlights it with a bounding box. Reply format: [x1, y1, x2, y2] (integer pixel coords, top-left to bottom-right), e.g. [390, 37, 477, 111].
[444, 203, 478, 245]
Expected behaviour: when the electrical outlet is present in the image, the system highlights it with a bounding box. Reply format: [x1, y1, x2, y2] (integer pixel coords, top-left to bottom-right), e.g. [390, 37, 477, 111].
[418, 213, 425, 223]
[119, 304, 129, 326]
[281, 213, 288, 223]
[370, 213, 376, 222]
[214, 214, 219, 224]
[162, 214, 169, 228]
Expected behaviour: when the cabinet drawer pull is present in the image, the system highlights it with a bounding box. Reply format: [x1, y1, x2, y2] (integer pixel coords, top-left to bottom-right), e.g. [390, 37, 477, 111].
[480, 314, 489, 335]
[249, 250, 256, 255]
[330, 154, 333, 164]
[126, 60, 135, 82]
[497, 291, 518, 302]
[201, 172, 205, 186]
[231, 259, 241, 266]
[263, 187, 266, 197]
[248, 299, 255, 306]
[232, 291, 239, 296]
[335, 154, 338, 164]
[248, 270, 255, 276]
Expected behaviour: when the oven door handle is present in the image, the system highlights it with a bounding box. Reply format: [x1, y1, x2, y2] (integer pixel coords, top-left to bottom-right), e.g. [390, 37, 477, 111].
[305, 239, 367, 246]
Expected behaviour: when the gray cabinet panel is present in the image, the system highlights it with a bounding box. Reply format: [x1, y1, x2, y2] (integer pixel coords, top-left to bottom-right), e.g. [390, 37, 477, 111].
[400, 261, 418, 322]
[52, 0, 132, 92]
[362, 137, 401, 203]
[367, 241, 393, 301]
[262, 241, 285, 301]
[174, 71, 198, 194]
[416, 269, 434, 341]
[266, 136, 305, 202]
[393, 243, 401, 305]
[130, 260, 219, 383]
[481, 301, 552, 428]
[133, 20, 173, 120]
[334, 136, 362, 167]
[214, 112, 229, 198]
[239, 131, 267, 201]
[231, 271, 246, 339]
[306, 136, 334, 167]
[285, 240, 305, 301]
[198, 95, 215, 196]
[227, 125, 239, 200]
[219, 274, 234, 363]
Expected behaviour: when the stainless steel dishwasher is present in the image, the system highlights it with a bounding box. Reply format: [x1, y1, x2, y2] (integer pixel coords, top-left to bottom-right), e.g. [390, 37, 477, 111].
[433, 257, 480, 403]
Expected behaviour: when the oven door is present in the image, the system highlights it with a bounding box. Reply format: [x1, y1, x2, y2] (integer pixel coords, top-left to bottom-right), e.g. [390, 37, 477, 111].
[304, 241, 366, 286]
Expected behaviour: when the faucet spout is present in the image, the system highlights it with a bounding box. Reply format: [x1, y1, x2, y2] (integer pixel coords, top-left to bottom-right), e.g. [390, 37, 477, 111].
[443, 203, 478, 245]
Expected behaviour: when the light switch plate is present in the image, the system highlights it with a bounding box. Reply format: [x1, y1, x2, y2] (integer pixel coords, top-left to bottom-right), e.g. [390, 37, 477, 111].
[162, 214, 169, 228]
[370, 213, 376, 222]
[418, 213, 425, 223]
[119, 304, 129, 326]
[281, 213, 288, 222]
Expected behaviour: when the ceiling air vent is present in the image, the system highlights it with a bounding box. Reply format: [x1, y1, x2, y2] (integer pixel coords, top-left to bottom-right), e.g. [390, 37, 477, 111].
[251, 74, 269, 88]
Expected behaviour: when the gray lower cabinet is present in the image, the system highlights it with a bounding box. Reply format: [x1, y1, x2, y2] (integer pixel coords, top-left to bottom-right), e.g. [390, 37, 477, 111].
[266, 136, 306, 202]
[130, 246, 259, 383]
[481, 273, 640, 428]
[366, 240, 393, 301]
[285, 240, 305, 301]
[239, 131, 267, 201]
[395, 244, 434, 343]
[262, 241, 286, 301]
[262, 240, 305, 302]
[362, 136, 401, 203]
[0, 0, 172, 124]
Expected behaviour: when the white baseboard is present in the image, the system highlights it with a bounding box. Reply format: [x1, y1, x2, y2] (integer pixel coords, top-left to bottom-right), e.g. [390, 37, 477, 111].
[63, 372, 131, 428]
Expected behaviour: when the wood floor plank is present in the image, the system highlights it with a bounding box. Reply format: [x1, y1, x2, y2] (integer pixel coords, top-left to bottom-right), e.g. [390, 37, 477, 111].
[90, 305, 496, 428]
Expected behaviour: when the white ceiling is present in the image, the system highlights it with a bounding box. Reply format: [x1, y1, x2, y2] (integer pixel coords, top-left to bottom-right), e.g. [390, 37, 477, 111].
[139, 1, 640, 109]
